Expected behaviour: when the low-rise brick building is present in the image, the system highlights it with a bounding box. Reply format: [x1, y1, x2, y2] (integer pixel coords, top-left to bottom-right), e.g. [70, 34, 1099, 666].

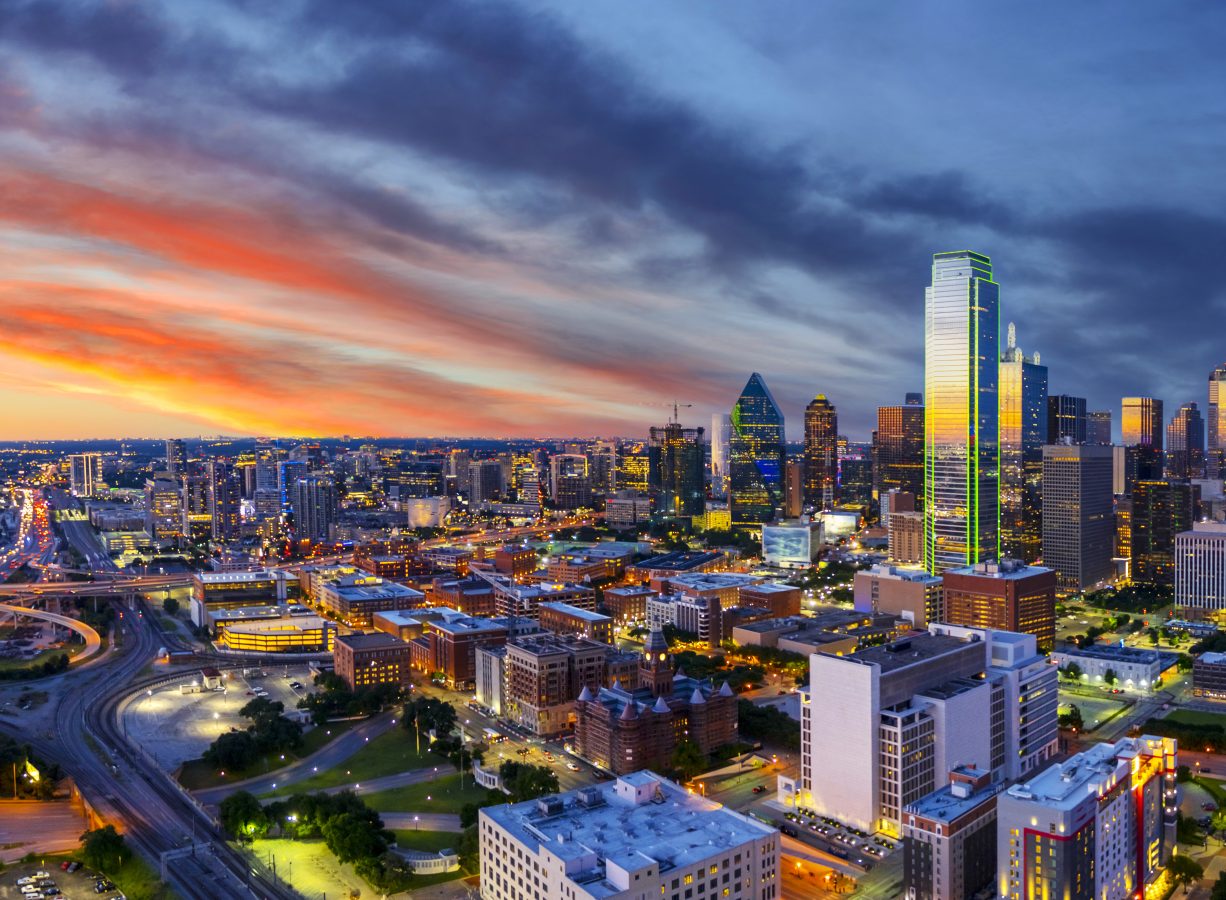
[334, 631, 411, 690]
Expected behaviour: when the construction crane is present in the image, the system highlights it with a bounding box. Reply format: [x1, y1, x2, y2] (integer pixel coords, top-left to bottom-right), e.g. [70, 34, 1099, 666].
[646, 401, 693, 424]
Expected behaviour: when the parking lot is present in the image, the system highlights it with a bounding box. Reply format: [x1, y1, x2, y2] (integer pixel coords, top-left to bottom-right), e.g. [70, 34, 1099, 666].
[0, 861, 120, 900]
[121, 664, 317, 771]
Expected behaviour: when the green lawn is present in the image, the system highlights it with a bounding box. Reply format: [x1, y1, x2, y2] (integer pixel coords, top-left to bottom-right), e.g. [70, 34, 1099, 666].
[392, 829, 462, 852]
[177, 719, 356, 791]
[1164, 710, 1226, 728]
[364, 773, 491, 813]
[0, 647, 76, 672]
[262, 727, 440, 797]
[44, 849, 174, 900]
[250, 836, 469, 895]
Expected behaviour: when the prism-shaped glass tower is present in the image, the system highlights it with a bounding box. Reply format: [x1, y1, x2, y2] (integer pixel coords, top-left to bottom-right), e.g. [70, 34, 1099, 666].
[729, 373, 785, 525]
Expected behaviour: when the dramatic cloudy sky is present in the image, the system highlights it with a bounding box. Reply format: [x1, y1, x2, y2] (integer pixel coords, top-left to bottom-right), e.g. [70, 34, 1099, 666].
[1, 1, 1224, 440]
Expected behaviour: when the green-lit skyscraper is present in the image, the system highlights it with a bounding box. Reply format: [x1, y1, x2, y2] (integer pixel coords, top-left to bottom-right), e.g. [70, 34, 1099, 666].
[729, 372, 785, 525]
[924, 251, 1000, 573]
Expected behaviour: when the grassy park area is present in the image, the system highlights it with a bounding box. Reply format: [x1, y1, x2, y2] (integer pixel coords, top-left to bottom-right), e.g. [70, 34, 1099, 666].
[178, 719, 356, 791]
[364, 772, 490, 813]
[261, 727, 439, 797]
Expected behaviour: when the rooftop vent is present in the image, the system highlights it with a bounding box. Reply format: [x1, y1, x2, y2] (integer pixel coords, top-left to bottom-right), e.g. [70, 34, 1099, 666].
[537, 797, 565, 817]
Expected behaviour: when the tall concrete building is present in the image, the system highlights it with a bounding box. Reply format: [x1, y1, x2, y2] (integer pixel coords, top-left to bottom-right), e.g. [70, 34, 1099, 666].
[1133, 480, 1199, 587]
[165, 438, 187, 476]
[873, 397, 925, 501]
[1210, 364, 1226, 478]
[1086, 410, 1112, 445]
[68, 452, 101, 498]
[995, 736, 1177, 900]
[782, 459, 804, 519]
[942, 559, 1057, 651]
[924, 251, 999, 573]
[208, 459, 242, 542]
[469, 458, 505, 505]
[1122, 396, 1164, 451]
[1041, 444, 1114, 594]
[998, 323, 1048, 563]
[796, 624, 1057, 836]
[1166, 401, 1206, 479]
[803, 394, 838, 509]
[728, 373, 785, 525]
[144, 474, 184, 542]
[1176, 521, 1226, 618]
[291, 474, 338, 542]
[648, 421, 705, 517]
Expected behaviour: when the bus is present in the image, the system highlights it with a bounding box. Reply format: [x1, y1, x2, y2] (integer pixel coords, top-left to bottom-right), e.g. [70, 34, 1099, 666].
[483, 727, 507, 744]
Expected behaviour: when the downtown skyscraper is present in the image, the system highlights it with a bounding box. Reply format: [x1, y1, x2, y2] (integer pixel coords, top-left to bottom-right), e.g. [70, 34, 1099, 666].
[1121, 396, 1164, 450]
[803, 394, 838, 510]
[999, 322, 1047, 563]
[924, 250, 999, 574]
[873, 395, 925, 500]
[1209, 364, 1226, 477]
[648, 420, 705, 517]
[1165, 401, 1205, 479]
[728, 372, 785, 525]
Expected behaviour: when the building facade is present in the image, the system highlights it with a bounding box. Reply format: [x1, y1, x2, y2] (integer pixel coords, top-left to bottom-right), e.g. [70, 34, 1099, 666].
[999, 324, 1048, 563]
[1122, 396, 1165, 451]
[728, 373, 786, 525]
[648, 421, 706, 518]
[941, 559, 1057, 651]
[1041, 444, 1114, 594]
[1166, 401, 1206, 479]
[803, 394, 838, 509]
[873, 398, 925, 501]
[334, 632, 411, 690]
[1133, 480, 1199, 587]
[1046, 394, 1086, 445]
[1176, 521, 1226, 618]
[478, 771, 779, 900]
[924, 251, 999, 573]
[995, 736, 1177, 900]
[903, 768, 998, 900]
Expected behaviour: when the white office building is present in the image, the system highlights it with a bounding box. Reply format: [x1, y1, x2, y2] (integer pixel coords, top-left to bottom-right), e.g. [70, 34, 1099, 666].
[480, 771, 778, 900]
[1176, 521, 1226, 616]
[793, 624, 1057, 836]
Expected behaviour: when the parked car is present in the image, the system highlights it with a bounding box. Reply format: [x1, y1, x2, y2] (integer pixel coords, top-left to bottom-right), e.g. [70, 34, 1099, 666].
[752, 786, 766, 794]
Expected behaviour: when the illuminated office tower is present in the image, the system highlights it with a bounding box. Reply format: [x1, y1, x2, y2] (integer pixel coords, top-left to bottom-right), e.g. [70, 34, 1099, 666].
[165, 438, 187, 475]
[710, 413, 731, 498]
[208, 459, 242, 541]
[588, 441, 618, 495]
[1132, 480, 1198, 587]
[469, 459, 504, 504]
[1041, 444, 1114, 594]
[728, 373, 785, 524]
[999, 323, 1047, 563]
[803, 394, 838, 509]
[1046, 395, 1086, 445]
[648, 421, 705, 517]
[616, 446, 650, 493]
[1166, 401, 1206, 479]
[1210, 364, 1226, 478]
[292, 474, 338, 542]
[1122, 397, 1164, 450]
[783, 459, 805, 518]
[924, 251, 999, 573]
[1086, 410, 1112, 445]
[69, 452, 101, 498]
[873, 396, 924, 500]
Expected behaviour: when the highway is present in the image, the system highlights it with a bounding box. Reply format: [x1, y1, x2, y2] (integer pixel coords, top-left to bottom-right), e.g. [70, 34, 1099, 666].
[0, 601, 103, 664]
[14, 604, 301, 899]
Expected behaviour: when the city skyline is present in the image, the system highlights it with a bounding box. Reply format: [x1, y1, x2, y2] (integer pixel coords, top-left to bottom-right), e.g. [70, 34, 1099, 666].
[2, 2, 1226, 440]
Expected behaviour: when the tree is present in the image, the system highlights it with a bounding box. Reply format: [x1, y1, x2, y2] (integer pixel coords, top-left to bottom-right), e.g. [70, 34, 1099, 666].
[403, 697, 457, 737]
[1177, 764, 1192, 783]
[1061, 662, 1083, 682]
[1211, 871, 1226, 900]
[457, 824, 480, 873]
[79, 825, 130, 874]
[321, 811, 392, 864]
[220, 791, 269, 841]
[203, 729, 260, 771]
[671, 739, 708, 781]
[1103, 668, 1118, 687]
[1058, 705, 1084, 732]
[163, 596, 180, 616]
[499, 762, 559, 803]
[1167, 852, 1204, 893]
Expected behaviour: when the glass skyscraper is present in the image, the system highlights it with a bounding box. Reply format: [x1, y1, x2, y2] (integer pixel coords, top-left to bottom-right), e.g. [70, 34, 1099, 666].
[803, 394, 838, 510]
[999, 322, 1047, 563]
[1121, 397, 1164, 450]
[648, 421, 706, 517]
[729, 372, 785, 525]
[924, 250, 1000, 573]
[1165, 401, 1205, 479]
[1209, 364, 1226, 478]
